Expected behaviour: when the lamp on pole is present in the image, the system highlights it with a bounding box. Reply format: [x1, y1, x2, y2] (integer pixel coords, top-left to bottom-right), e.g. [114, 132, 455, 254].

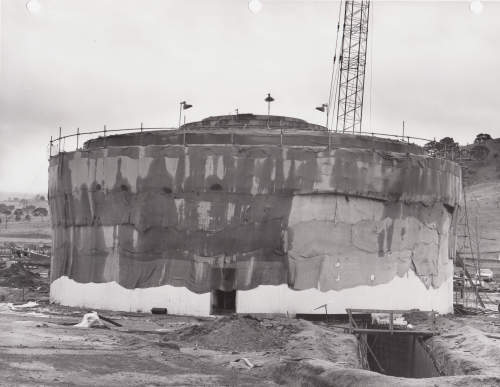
[178, 101, 193, 128]
[264, 93, 274, 117]
[315, 103, 329, 128]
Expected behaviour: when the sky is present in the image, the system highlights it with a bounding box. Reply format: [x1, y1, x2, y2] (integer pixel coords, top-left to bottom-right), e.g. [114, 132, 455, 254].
[0, 0, 499, 193]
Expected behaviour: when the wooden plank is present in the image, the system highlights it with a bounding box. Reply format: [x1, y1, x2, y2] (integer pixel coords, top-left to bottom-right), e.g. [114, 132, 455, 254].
[351, 328, 434, 337]
[347, 309, 355, 334]
[363, 335, 385, 373]
[346, 308, 428, 314]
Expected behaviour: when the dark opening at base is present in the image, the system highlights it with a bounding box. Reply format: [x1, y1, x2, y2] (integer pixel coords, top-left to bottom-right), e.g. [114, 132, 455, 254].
[362, 334, 442, 378]
[211, 290, 236, 315]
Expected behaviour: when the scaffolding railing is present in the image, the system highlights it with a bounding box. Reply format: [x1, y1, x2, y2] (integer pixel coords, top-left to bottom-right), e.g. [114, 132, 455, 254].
[47, 124, 435, 159]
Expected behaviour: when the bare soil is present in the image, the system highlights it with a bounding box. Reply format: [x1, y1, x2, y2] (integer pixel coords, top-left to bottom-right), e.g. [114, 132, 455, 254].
[0, 298, 498, 386]
[0, 254, 499, 385]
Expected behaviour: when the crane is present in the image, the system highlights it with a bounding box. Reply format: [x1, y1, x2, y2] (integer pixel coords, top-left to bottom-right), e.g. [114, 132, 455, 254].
[328, 0, 371, 133]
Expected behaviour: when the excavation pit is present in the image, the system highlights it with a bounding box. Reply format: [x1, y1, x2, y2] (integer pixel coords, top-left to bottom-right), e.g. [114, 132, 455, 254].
[360, 333, 444, 378]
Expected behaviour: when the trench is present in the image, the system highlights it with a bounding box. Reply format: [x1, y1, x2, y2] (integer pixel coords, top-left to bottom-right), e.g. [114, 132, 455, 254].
[358, 333, 445, 378]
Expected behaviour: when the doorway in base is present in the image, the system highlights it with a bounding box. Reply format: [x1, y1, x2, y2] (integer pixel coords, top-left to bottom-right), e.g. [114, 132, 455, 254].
[211, 290, 236, 315]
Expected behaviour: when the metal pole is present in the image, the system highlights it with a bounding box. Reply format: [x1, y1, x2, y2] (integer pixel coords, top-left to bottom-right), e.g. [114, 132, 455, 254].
[103, 125, 107, 148]
[179, 102, 183, 128]
[402, 120, 405, 140]
[58, 127, 62, 153]
[76, 128, 79, 150]
[476, 216, 481, 285]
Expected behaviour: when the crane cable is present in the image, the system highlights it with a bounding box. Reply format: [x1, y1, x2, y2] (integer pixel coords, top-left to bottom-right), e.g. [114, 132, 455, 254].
[368, 1, 374, 132]
[327, 0, 344, 131]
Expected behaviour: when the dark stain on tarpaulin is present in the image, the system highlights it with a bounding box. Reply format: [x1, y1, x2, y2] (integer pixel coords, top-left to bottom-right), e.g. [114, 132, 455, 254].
[56, 225, 109, 284]
[134, 156, 177, 231]
[285, 148, 318, 191]
[329, 149, 363, 193]
[101, 158, 133, 224]
[105, 150, 293, 292]
[377, 229, 386, 257]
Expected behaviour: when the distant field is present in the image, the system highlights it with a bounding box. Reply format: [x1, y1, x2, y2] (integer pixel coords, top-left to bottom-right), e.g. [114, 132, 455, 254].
[0, 196, 51, 244]
[0, 217, 51, 243]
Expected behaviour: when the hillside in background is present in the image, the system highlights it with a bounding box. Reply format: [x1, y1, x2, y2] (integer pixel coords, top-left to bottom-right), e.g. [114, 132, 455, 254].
[459, 139, 500, 276]
[462, 139, 500, 187]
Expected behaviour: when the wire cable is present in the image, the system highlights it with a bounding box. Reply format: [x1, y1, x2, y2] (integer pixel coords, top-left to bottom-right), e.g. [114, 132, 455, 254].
[369, 1, 374, 132]
[327, 0, 344, 131]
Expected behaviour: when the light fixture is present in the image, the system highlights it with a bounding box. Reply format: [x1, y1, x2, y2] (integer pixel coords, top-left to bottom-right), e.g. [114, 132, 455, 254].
[179, 101, 193, 128]
[315, 104, 327, 112]
[315, 103, 329, 128]
[265, 93, 274, 116]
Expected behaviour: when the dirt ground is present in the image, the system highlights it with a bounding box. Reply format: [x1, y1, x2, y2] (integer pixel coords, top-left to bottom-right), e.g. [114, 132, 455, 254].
[0, 259, 500, 386]
[0, 302, 362, 386]
[0, 299, 498, 386]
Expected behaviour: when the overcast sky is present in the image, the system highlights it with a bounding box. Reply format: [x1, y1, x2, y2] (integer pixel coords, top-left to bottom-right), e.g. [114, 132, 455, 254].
[0, 0, 499, 194]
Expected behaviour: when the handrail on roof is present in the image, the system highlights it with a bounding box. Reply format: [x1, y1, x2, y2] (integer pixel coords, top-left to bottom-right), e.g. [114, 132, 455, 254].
[47, 125, 435, 159]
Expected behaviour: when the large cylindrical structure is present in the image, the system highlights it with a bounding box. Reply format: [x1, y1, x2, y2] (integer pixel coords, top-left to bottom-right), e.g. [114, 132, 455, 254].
[48, 115, 461, 315]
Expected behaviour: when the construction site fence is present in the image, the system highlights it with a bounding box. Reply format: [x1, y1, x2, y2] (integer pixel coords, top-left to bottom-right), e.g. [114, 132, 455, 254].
[47, 125, 437, 159]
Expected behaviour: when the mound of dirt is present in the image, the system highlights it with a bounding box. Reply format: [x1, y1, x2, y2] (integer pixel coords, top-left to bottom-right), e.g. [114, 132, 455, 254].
[0, 262, 44, 288]
[429, 324, 500, 376]
[163, 315, 300, 352]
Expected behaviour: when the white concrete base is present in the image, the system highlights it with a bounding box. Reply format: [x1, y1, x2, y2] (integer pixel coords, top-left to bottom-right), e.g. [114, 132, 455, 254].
[237, 267, 454, 315]
[51, 266, 453, 316]
[50, 277, 211, 316]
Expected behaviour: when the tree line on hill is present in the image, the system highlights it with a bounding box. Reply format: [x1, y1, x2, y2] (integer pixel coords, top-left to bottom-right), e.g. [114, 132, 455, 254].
[0, 203, 48, 222]
[423, 133, 494, 158]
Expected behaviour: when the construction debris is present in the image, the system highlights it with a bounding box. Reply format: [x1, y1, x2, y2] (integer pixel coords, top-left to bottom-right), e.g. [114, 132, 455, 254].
[371, 313, 408, 328]
[74, 311, 105, 328]
[97, 314, 122, 327]
[7, 301, 38, 310]
[228, 358, 260, 370]
[151, 307, 167, 315]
